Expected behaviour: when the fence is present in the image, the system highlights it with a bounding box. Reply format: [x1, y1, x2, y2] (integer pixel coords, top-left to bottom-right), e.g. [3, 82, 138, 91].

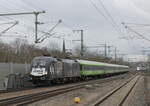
[0, 63, 30, 90]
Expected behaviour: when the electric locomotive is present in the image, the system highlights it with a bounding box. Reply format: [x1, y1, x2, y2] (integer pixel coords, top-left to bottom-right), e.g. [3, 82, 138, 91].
[30, 56, 80, 84]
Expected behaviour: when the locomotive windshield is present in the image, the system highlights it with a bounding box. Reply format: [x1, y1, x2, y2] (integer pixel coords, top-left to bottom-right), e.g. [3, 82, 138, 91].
[32, 59, 47, 67]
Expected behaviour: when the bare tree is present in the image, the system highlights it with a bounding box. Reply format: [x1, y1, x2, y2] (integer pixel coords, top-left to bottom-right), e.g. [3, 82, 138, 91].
[46, 42, 63, 58]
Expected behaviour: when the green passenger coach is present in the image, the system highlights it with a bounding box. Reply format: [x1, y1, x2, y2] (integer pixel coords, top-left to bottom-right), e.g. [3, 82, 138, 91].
[77, 60, 129, 76]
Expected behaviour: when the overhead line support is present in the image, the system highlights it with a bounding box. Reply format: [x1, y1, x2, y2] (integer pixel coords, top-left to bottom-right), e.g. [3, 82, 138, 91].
[73, 29, 84, 58]
[0, 11, 45, 43]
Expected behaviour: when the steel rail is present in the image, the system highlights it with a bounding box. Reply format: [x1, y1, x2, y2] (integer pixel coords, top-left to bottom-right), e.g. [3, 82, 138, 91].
[118, 76, 140, 106]
[0, 73, 132, 106]
[92, 75, 140, 106]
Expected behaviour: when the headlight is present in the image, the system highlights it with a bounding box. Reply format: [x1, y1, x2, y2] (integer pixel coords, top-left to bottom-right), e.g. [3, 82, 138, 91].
[44, 71, 47, 75]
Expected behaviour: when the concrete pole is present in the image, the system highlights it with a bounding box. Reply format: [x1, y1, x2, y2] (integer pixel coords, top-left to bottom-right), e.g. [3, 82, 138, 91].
[115, 47, 117, 63]
[81, 30, 84, 57]
[35, 13, 39, 43]
[104, 44, 107, 57]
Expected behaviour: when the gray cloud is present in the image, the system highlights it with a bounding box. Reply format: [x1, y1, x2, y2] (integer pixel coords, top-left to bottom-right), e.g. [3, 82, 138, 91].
[0, 0, 149, 61]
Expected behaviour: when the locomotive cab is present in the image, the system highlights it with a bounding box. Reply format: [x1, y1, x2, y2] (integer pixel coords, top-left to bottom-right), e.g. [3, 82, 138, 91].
[30, 57, 56, 83]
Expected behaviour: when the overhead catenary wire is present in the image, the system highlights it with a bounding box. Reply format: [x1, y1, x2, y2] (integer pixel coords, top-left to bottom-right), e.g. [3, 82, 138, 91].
[88, 0, 111, 24]
[0, 0, 70, 43]
[88, 0, 123, 37]
[97, 0, 123, 34]
[0, 21, 18, 25]
[35, 20, 62, 43]
[92, 0, 150, 54]
[0, 21, 18, 35]
[119, 22, 150, 54]
[125, 24, 150, 38]
[125, 25, 150, 42]
[20, 0, 52, 22]
[21, 0, 43, 11]
[126, 29, 141, 52]
[100, 0, 141, 54]
[111, 0, 126, 21]
[18, 21, 71, 39]
[99, 0, 135, 53]
[0, 0, 46, 40]
[2, 1, 65, 38]
[0, 0, 45, 28]
[122, 22, 150, 41]
[123, 23, 150, 26]
[0, 0, 33, 20]
[0, 5, 35, 35]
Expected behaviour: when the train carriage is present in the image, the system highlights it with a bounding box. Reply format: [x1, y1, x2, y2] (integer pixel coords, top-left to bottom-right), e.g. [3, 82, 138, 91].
[77, 59, 129, 76]
[30, 56, 129, 85]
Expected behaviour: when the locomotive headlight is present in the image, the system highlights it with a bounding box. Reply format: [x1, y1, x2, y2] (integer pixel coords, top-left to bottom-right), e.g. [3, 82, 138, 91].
[43, 69, 47, 75]
[41, 68, 47, 75]
[44, 71, 48, 75]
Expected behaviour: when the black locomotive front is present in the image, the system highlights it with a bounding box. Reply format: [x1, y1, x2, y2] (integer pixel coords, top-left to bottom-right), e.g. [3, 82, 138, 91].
[30, 57, 56, 83]
[30, 56, 81, 85]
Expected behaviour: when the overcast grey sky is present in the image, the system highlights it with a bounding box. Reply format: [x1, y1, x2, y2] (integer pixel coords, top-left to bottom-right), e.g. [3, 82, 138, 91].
[0, 0, 150, 61]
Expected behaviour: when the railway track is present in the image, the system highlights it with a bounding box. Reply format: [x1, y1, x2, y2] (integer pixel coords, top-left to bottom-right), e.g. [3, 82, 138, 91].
[92, 75, 141, 106]
[0, 73, 135, 106]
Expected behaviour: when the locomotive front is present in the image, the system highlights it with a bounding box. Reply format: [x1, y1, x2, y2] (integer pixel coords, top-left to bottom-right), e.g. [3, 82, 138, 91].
[30, 57, 53, 83]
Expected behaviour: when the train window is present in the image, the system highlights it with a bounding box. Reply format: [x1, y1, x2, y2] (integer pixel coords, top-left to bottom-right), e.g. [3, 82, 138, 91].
[96, 66, 103, 70]
[32, 59, 46, 67]
[82, 65, 105, 70]
[104, 66, 112, 70]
